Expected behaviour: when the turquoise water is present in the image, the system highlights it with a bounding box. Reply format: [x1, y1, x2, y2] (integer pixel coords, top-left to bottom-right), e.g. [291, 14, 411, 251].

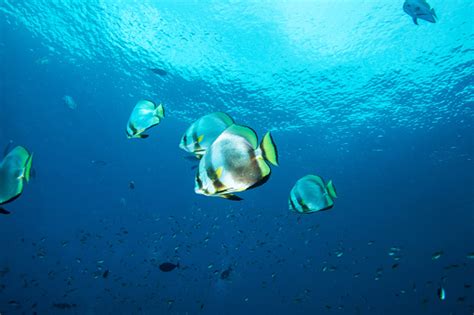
[0, 1, 473, 314]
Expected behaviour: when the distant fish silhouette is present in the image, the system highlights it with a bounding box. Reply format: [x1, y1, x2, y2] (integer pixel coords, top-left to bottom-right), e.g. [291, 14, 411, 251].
[91, 160, 107, 167]
[403, 0, 437, 25]
[159, 262, 179, 272]
[150, 68, 168, 76]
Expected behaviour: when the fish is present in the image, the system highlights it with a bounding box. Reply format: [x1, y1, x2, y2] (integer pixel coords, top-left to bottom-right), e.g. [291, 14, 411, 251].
[159, 262, 179, 272]
[150, 68, 168, 76]
[129, 181, 135, 190]
[62, 95, 77, 110]
[437, 287, 446, 300]
[403, 0, 437, 25]
[432, 251, 443, 260]
[194, 124, 278, 200]
[467, 252, 474, 259]
[0, 146, 33, 206]
[102, 270, 109, 278]
[180, 112, 234, 158]
[288, 175, 337, 214]
[126, 99, 165, 139]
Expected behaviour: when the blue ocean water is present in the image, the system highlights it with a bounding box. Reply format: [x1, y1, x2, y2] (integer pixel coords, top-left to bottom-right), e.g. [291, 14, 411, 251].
[0, 0, 473, 314]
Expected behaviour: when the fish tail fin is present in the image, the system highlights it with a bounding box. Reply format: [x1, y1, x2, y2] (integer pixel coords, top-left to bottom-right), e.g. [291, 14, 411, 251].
[260, 132, 278, 166]
[326, 180, 337, 199]
[24, 153, 33, 182]
[155, 104, 165, 119]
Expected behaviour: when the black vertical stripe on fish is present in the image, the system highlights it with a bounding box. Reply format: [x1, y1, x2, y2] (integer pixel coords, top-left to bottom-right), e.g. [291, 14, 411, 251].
[128, 122, 138, 136]
[206, 165, 225, 191]
[289, 197, 297, 211]
[294, 190, 310, 213]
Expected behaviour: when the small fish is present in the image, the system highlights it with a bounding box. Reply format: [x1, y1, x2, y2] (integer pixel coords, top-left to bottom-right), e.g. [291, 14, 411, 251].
[126, 99, 165, 139]
[403, 0, 437, 25]
[432, 251, 443, 260]
[437, 287, 446, 300]
[159, 262, 179, 272]
[467, 252, 474, 259]
[220, 266, 232, 280]
[0, 208, 11, 215]
[102, 269, 109, 278]
[129, 181, 135, 190]
[0, 146, 33, 205]
[91, 160, 107, 167]
[289, 175, 337, 214]
[392, 263, 399, 269]
[62, 95, 77, 110]
[150, 68, 168, 76]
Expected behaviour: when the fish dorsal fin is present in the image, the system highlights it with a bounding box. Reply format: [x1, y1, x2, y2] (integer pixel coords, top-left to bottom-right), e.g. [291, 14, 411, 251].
[212, 112, 234, 126]
[225, 124, 258, 149]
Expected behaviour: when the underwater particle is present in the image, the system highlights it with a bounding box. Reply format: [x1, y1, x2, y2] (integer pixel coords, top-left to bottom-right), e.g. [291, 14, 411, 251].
[367, 240, 375, 245]
[35, 56, 50, 65]
[207, 264, 213, 269]
[91, 160, 107, 167]
[126, 99, 165, 139]
[159, 262, 179, 272]
[62, 95, 77, 110]
[195, 125, 278, 200]
[150, 68, 168, 76]
[403, 0, 437, 25]
[52, 303, 77, 309]
[431, 251, 443, 260]
[244, 297, 249, 302]
[0, 145, 34, 207]
[180, 112, 235, 158]
[129, 181, 135, 190]
[0, 207, 11, 215]
[437, 287, 446, 300]
[289, 175, 337, 214]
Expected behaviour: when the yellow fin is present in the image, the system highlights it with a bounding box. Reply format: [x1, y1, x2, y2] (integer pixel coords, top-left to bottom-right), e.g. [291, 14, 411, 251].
[215, 166, 223, 179]
[197, 134, 204, 143]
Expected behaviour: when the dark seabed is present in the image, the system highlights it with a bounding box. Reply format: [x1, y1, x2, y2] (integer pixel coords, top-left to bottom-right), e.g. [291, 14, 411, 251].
[0, 1, 473, 314]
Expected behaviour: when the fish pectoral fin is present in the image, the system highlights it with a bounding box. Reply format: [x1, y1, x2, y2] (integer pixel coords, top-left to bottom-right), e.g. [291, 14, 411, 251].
[139, 134, 149, 139]
[220, 194, 243, 201]
[0, 208, 11, 215]
[215, 166, 223, 179]
[413, 17, 418, 25]
[197, 134, 204, 143]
